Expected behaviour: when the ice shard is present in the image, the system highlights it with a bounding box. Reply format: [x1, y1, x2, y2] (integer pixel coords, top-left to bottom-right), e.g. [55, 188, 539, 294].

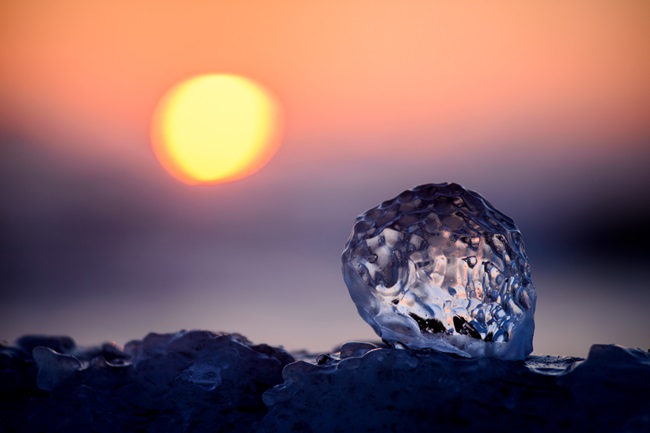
[342, 183, 536, 360]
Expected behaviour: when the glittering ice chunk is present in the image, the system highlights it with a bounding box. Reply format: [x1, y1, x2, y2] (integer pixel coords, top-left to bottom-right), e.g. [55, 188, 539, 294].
[342, 183, 536, 360]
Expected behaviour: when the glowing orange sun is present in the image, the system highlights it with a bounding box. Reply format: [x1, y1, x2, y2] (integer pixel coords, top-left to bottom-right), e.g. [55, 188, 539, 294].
[151, 74, 282, 184]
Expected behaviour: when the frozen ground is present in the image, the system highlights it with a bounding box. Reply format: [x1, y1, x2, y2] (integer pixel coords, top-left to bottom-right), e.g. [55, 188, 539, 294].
[1, 330, 649, 433]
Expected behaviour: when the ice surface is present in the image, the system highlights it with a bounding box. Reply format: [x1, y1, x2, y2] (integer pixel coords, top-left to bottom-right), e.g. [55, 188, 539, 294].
[1, 331, 293, 433]
[342, 183, 536, 360]
[32, 346, 82, 392]
[2, 333, 649, 432]
[179, 361, 222, 391]
[263, 342, 650, 432]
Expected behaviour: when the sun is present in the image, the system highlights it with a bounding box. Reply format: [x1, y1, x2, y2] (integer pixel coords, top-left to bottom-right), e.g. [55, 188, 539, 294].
[151, 74, 282, 184]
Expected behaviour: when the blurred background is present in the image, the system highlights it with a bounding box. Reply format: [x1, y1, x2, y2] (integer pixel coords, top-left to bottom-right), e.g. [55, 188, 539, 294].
[1, 1, 649, 357]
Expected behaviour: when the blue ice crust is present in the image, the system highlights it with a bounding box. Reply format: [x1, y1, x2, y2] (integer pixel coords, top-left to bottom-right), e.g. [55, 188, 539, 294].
[342, 183, 536, 360]
[1, 331, 293, 433]
[32, 346, 83, 391]
[262, 342, 650, 432]
[2, 332, 649, 432]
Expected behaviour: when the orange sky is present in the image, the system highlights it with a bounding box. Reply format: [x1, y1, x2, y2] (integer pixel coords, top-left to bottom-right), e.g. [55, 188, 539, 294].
[1, 1, 649, 166]
[2, 1, 650, 355]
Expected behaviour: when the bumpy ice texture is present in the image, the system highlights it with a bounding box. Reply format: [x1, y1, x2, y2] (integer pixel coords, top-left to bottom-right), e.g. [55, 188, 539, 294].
[263, 343, 650, 432]
[342, 183, 536, 360]
[1, 332, 293, 432]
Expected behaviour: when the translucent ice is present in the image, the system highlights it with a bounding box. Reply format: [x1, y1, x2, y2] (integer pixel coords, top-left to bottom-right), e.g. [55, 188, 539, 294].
[32, 346, 82, 391]
[180, 362, 222, 391]
[342, 183, 536, 360]
[262, 344, 650, 432]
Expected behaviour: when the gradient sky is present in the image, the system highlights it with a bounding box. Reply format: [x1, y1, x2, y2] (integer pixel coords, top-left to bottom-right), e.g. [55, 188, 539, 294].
[1, 1, 649, 357]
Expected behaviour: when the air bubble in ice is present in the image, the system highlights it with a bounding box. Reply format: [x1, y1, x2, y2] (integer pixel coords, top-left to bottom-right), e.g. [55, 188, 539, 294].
[342, 183, 536, 360]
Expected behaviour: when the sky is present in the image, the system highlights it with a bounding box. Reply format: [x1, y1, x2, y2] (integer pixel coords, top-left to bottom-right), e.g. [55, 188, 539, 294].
[1, 0, 649, 357]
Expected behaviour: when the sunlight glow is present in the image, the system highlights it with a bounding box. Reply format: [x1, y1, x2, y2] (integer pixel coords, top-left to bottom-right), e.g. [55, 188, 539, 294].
[151, 74, 282, 184]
